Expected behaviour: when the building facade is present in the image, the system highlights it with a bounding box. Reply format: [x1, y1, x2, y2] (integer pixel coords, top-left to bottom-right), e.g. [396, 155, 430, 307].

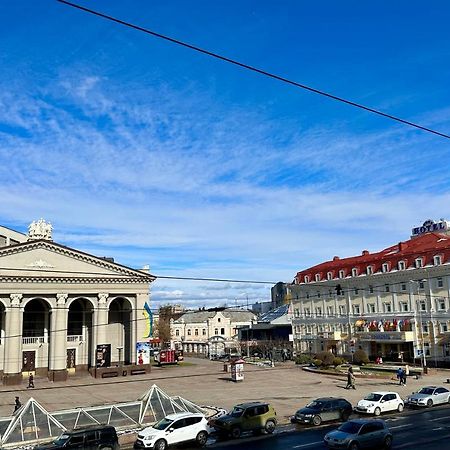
[171, 308, 256, 357]
[0, 221, 154, 384]
[291, 219, 450, 367]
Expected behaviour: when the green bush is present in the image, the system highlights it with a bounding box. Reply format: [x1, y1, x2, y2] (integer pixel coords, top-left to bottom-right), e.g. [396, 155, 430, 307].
[316, 351, 335, 366]
[295, 354, 313, 365]
[312, 358, 322, 367]
[353, 349, 369, 365]
[333, 357, 345, 366]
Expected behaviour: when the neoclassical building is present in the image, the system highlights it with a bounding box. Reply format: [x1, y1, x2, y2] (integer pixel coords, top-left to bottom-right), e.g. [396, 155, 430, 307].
[0, 221, 155, 384]
[291, 219, 450, 366]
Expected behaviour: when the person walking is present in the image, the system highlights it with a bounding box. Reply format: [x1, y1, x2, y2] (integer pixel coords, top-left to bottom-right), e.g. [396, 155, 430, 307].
[346, 367, 356, 389]
[396, 367, 404, 385]
[27, 373, 34, 389]
[13, 397, 21, 414]
[403, 364, 410, 385]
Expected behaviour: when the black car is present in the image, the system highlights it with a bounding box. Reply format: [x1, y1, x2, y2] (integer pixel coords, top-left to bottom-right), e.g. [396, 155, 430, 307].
[34, 425, 119, 450]
[292, 397, 352, 426]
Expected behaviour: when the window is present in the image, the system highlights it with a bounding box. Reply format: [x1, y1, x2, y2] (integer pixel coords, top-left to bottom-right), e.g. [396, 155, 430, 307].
[304, 276, 310, 283]
[384, 302, 392, 313]
[351, 268, 358, 277]
[424, 342, 430, 355]
[194, 329, 198, 336]
[354, 288, 359, 295]
[327, 306, 334, 316]
[438, 277, 444, 288]
[422, 323, 429, 333]
[440, 322, 448, 333]
[434, 255, 442, 265]
[369, 285, 374, 294]
[220, 328, 225, 335]
[315, 273, 321, 281]
[367, 266, 373, 275]
[438, 299, 446, 310]
[185, 416, 202, 425]
[85, 432, 97, 445]
[339, 305, 346, 315]
[187, 329, 191, 336]
[398, 260, 406, 270]
[400, 302, 408, 312]
[385, 284, 390, 292]
[175, 329, 180, 336]
[317, 291, 321, 298]
[352, 305, 360, 315]
[415, 258, 423, 268]
[382, 263, 389, 273]
[401, 283, 407, 291]
[202, 329, 206, 336]
[306, 292, 310, 299]
[214, 328, 218, 335]
[445, 344, 450, 357]
[327, 272, 333, 280]
[218, 317, 221, 323]
[294, 308, 300, 318]
[172, 419, 187, 429]
[368, 303, 376, 313]
[68, 436, 84, 446]
[339, 270, 345, 279]
[420, 301, 426, 311]
[419, 280, 425, 289]
[315, 307, 322, 316]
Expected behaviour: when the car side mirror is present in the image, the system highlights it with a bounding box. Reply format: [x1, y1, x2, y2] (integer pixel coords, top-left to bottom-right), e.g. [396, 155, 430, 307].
[168, 427, 174, 433]
[380, 400, 385, 403]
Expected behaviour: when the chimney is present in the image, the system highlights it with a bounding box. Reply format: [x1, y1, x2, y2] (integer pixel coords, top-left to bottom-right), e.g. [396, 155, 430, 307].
[398, 242, 407, 251]
[362, 250, 369, 256]
[333, 256, 340, 261]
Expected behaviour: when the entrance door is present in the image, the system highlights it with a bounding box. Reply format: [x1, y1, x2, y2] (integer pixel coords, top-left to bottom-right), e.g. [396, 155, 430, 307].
[22, 351, 36, 372]
[67, 349, 76, 369]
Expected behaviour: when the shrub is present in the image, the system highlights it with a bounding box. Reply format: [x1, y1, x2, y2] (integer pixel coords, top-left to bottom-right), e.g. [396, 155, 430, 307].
[353, 349, 369, 365]
[333, 357, 345, 366]
[316, 351, 335, 366]
[312, 359, 322, 367]
[295, 354, 313, 365]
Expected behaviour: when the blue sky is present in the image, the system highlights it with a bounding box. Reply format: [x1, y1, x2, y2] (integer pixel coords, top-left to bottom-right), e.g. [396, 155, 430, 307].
[1, 1, 450, 308]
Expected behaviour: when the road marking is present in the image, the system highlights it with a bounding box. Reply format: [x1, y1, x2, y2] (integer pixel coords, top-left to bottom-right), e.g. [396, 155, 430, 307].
[430, 416, 450, 421]
[389, 424, 413, 430]
[293, 441, 323, 448]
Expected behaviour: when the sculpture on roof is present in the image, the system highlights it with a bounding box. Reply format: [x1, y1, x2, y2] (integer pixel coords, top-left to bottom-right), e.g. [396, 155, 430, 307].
[27, 219, 53, 241]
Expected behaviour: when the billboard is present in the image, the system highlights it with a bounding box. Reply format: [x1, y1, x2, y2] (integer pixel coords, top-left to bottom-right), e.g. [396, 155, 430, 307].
[96, 344, 111, 368]
[136, 342, 151, 365]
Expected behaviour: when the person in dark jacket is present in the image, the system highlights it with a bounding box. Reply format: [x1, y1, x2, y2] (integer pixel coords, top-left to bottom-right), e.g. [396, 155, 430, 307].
[346, 367, 356, 389]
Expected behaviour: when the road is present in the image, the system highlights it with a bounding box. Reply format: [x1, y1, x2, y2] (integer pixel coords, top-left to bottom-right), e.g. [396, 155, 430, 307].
[154, 404, 450, 450]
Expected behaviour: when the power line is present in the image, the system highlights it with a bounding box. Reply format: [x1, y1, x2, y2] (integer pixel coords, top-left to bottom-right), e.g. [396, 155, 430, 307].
[56, 0, 450, 140]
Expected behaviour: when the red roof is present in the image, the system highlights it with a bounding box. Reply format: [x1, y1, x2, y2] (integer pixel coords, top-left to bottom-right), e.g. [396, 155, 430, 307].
[295, 232, 450, 283]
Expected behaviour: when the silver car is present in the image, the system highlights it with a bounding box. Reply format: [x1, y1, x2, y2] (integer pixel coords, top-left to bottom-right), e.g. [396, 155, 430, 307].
[405, 386, 450, 407]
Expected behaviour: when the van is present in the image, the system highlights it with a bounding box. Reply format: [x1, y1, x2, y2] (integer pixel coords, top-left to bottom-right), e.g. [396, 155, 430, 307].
[33, 425, 119, 449]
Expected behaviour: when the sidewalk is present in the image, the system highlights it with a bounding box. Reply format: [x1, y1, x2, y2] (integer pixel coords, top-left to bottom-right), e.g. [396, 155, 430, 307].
[1, 359, 449, 423]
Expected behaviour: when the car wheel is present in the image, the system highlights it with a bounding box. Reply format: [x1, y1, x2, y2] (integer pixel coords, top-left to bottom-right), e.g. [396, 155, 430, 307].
[154, 439, 167, 450]
[312, 415, 322, 426]
[397, 403, 404, 412]
[230, 426, 241, 439]
[427, 399, 433, 407]
[349, 441, 359, 450]
[374, 407, 381, 416]
[265, 420, 276, 434]
[384, 435, 393, 449]
[341, 410, 351, 421]
[196, 430, 208, 447]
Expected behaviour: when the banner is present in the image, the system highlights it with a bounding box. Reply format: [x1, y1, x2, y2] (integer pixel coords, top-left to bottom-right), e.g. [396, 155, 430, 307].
[96, 344, 111, 368]
[136, 342, 151, 365]
[143, 302, 153, 338]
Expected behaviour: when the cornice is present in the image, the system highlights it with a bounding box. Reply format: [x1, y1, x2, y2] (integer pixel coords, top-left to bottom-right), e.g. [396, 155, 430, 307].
[0, 275, 148, 284]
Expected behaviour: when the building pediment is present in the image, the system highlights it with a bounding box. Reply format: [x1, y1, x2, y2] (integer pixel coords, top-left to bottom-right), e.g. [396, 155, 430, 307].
[0, 240, 154, 282]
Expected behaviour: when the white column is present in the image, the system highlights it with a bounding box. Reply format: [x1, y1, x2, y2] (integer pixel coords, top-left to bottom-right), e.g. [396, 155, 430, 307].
[3, 294, 23, 383]
[49, 293, 68, 380]
[96, 293, 109, 345]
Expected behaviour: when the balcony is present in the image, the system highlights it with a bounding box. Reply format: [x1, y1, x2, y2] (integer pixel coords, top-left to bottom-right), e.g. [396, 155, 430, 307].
[67, 335, 83, 343]
[22, 336, 45, 345]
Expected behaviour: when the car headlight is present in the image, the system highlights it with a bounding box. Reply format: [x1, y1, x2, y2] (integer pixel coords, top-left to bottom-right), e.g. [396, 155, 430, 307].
[304, 413, 313, 417]
[144, 436, 155, 442]
[418, 399, 426, 403]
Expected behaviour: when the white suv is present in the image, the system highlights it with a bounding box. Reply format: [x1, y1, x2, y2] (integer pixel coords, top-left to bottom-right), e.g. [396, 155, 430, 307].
[134, 412, 209, 450]
[355, 391, 404, 416]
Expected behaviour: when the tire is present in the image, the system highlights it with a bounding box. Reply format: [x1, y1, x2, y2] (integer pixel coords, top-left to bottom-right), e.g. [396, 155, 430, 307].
[384, 435, 393, 449]
[312, 415, 322, 426]
[427, 399, 433, 408]
[230, 426, 241, 439]
[265, 419, 276, 434]
[154, 439, 167, 450]
[349, 441, 359, 450]
[397, 403, 404, 412]
[196, 430, 208, 447]
[374, 407, 381, 416]
[341, 410, 351, 422]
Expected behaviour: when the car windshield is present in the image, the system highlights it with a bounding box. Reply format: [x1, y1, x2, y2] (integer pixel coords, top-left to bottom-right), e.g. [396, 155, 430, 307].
[231, 407, 245, 417]
[418, 388, 434, 395]
[306, 401, 324, 409]
[152, 417, 174, 430]
[364, 393, 382, 401]
[338, 421, 363, 434]
[53, 434, 70, 445]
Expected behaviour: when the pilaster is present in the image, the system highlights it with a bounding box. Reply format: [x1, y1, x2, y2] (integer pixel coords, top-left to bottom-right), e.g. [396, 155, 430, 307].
[3, 294, 23, 385]
[48, 293, 68, 381]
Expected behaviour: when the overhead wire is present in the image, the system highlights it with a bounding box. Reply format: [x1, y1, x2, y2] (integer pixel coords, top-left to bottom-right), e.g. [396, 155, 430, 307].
[56, 0, 450, 140]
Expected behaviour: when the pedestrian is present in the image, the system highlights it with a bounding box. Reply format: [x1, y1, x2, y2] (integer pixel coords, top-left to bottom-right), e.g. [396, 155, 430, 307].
[396, 367, 403, 385]
[27, 373, 34, 389]
[346, 367, 356, 389]
[13, 396, 21, 414]
[403, 364, 410, 385]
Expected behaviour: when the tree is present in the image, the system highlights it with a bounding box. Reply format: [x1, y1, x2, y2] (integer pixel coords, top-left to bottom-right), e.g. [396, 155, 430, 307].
[157, 305, 176, 348]
[353, 348, 369, 365]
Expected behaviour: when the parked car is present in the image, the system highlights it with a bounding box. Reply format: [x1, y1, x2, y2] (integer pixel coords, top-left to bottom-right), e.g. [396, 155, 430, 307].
[212, 402, 277, 438]
[324, 419, 392, 450]
[355, 392, 404, 416]
[34, 425, 119, 450]
[291, 397, 352, 426]
[405, 386, 450, 407]
[134, 412, 209, 450]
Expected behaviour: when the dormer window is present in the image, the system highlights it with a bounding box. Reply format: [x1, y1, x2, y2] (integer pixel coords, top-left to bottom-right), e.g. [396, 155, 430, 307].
[367, 265, 373, 275]
[351, 268, 358, 277]
[315, 273, 321, 282]
[327, 272, 333, 280]
[382, 263, 389, 273]
[415, 258, 423, 268]
[398, 260, 406, 270]
[434, 255, 442, 266]
[339, 270, 345, 279]
[304, 276, 310, 283]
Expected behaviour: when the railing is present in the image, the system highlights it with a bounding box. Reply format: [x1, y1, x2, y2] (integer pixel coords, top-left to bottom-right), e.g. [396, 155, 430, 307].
[22, 336, 45, 345]
[67, 335, 83, 343]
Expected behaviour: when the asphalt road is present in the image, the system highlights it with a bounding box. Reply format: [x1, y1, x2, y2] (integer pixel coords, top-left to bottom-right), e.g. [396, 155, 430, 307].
[199, 404, 450, 450]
